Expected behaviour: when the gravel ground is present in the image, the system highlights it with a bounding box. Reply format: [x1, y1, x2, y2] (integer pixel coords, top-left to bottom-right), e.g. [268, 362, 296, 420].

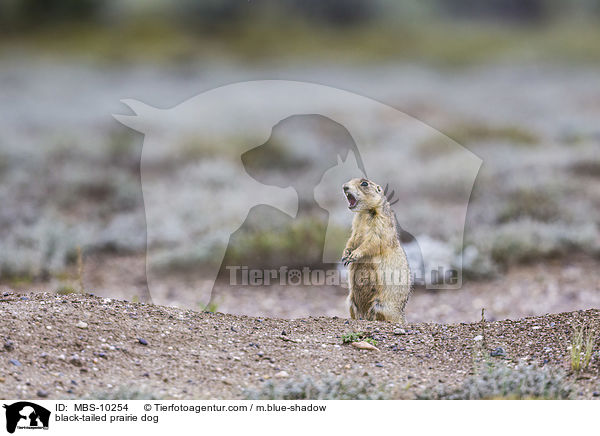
[1, 291, 599, 400]
[14, 252, 598, 323]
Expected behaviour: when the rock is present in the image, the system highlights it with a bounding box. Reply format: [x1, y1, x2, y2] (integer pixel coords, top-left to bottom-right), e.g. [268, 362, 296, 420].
[137, 338, 148, 346]
[4, 340, 14, 351]
[393, 328, 407, 335]
[375, 363, 383, 367]
[37, 390, 49, 398]
[69, 355, 83, 367]
[351, 341, 379, 351]
[593, 391, 599, 397]
[9, 359, 21, 366]
[490, 347, 505, 357]
[274, 371, 289, 378]
[76, 321, 88, 329]
[473, 335, 483, 342]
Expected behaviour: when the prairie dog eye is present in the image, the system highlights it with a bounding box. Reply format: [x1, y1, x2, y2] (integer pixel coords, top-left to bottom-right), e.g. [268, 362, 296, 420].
[376, 186, 381, 192]
[360, 181, 368, 187]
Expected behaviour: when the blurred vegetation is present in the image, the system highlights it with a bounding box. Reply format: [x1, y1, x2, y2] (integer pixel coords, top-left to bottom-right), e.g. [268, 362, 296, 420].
[2, 0, 600, 65]
[244, 373, 392, 400]
[2, 0, 600, 284]
[223, 216, 332, 268]
[420, 361, 574, 399]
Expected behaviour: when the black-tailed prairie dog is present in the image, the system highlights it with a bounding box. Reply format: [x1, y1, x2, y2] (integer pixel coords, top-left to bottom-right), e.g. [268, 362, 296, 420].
[342, 178, 412, 323]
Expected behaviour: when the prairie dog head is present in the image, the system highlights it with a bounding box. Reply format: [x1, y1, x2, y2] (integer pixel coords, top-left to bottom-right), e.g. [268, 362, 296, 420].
[342, 178, 384, 212]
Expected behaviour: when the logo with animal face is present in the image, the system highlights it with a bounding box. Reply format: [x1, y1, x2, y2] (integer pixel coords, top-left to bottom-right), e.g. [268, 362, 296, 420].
[3, 402, 50, 433]
[114, 80, 481, 306]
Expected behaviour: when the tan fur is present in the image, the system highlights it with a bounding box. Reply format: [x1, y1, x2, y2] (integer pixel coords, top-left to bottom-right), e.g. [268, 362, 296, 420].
[342, 178, 412, 323]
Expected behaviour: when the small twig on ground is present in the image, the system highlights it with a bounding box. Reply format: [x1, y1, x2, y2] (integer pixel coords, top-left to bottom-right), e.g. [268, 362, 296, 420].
[481, 308, 487, 348]
[76, 245, 84, 294]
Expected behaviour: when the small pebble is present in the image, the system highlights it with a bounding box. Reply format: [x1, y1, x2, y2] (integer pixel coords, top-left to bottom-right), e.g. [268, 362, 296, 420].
[9, 359, 22, 366]
[37, 390, 49, 398]
[393, 328, 407, 335]
[473, 335, 483, 342]
[76, 321, 88, 329]
[351, 341, 379, 351]
[4, 340, 14, 351]
[375, 363, 384, 367]
[137, 338, 148, 346]
[490, 347, 505, 357]
[274, 371, 289, 378]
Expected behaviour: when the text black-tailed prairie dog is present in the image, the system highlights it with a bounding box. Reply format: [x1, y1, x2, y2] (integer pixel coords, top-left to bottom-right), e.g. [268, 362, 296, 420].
[342, 178, 412, 323]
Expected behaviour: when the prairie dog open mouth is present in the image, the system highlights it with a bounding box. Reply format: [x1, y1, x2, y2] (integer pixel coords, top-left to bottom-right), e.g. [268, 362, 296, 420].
[346, 192, 357, 209]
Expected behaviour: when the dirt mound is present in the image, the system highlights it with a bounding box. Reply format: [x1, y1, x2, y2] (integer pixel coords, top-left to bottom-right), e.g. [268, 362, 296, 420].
[1, 292, 598, 399]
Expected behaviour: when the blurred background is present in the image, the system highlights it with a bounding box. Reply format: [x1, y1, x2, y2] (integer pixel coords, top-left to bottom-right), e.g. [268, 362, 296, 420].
[1, 0, 599, 322]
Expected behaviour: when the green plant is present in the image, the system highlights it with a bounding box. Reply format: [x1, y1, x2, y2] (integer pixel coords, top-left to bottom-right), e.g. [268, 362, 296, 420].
[56, 285, 78, 295]
[341, 331, 376, 345]
[199, 301, 219, 313]
[570, 325, 596, 372]
[364, 337, 378, 346]
[244, 374, 390, 400]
